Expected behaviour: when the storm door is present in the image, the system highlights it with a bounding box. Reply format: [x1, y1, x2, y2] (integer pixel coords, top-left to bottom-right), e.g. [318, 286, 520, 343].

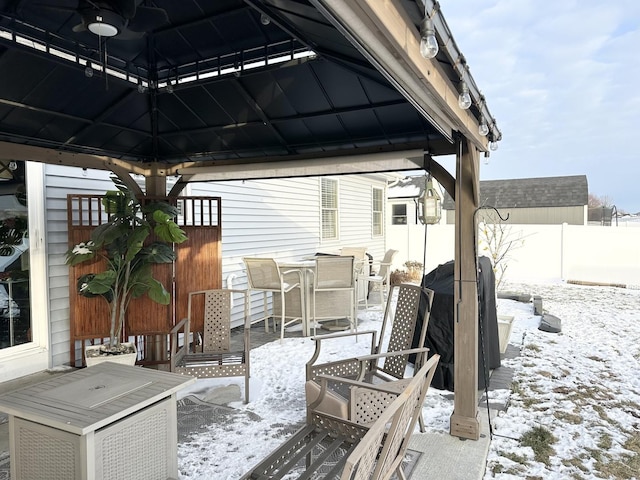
[0, 160, 29, 349]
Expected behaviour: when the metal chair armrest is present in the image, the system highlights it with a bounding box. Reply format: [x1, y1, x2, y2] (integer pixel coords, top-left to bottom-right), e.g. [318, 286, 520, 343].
[311, 329, 377, 342]
[353, 347, 429, 363]
[305, 330, 378, 380]
[281, 268, 303, 289]
[169, 317, 189, 371]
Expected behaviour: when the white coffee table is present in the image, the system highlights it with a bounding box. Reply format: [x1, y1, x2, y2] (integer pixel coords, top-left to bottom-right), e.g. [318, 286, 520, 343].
[0, 362, 195, 480]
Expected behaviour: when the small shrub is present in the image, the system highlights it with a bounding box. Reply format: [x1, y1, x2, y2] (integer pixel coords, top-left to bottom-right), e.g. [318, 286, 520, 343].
[390, 270, 411, 284]
[390, 260, 423, 285]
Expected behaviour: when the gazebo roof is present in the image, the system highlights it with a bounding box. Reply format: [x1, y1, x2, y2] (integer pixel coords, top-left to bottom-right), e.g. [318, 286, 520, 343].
[0, 0, 500, 183]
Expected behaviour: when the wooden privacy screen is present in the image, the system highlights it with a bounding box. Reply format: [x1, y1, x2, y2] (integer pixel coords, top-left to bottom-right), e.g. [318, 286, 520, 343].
[67, 194, 222, 367]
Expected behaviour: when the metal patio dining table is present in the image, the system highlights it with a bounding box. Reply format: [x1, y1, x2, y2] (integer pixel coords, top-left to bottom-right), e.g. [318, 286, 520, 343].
[276, 258, 355, 336]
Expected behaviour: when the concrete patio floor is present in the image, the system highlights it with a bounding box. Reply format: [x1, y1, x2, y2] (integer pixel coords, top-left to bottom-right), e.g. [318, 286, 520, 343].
[0, 304, 517, 480]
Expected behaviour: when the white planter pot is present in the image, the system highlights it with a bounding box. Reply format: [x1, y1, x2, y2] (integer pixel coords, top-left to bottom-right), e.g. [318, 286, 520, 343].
[85, 342, 138, 367]
[497, 315, 515, 354]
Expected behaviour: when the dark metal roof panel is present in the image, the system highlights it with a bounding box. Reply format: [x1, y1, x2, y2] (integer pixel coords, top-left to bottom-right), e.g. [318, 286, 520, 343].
[0, 0, 477, 165]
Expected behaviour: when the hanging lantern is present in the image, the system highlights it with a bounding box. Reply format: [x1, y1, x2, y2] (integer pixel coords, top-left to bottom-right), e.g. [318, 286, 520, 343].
[419, 176, 441, 225]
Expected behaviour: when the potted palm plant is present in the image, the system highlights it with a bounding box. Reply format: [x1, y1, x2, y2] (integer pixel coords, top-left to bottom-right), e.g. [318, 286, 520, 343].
[66, 177, 187, 366]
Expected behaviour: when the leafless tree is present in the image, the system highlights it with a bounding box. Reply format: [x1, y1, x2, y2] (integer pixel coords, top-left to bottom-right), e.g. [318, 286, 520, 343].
[588, 194, 614, 208]
[477, 209, 527, 290]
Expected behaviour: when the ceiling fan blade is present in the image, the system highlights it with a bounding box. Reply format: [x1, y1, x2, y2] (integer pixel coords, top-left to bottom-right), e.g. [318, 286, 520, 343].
[109, 0, 137, 20]
[126, 6, 168, 32]
[72, 22, 88, 33]
[111, 28, 144, 40]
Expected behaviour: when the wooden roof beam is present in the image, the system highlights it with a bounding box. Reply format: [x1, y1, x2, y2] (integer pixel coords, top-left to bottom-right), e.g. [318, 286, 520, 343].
[311, 0, 490, 151]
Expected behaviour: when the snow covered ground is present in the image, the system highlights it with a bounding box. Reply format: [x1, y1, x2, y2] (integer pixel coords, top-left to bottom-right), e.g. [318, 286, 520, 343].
[176, 281, 640, 480]
[486, 281, 640, 479]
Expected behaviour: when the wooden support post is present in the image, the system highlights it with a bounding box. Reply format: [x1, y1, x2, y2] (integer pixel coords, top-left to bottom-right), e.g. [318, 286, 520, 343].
[450, 137, 481, 440]
[145, 163, 168, 196]
[144, 165, 168, 367]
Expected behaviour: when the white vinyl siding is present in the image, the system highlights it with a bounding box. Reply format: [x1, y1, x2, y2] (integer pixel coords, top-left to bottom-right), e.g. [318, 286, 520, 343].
[35, 167, 388, 369]
[321, 178, 339, 241]
[372, 187, 384, 236]
[45, 165, 115, 367]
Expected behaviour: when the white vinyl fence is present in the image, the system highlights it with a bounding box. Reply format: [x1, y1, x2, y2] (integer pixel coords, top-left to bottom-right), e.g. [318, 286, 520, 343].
[387, 223, 640, 287]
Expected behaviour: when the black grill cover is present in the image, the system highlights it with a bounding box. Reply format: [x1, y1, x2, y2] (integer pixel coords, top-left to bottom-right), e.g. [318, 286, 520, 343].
[412, 256, 500, 391]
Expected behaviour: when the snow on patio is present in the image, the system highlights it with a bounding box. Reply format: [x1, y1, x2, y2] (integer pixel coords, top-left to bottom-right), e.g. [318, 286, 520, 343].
[176, 281, 640, 480]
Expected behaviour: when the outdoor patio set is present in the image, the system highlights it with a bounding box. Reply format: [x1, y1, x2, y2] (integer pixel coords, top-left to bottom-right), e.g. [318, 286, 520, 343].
[169, 266, 440, 479]
[171, 249, 399, 401]
[0, 249, 442, 480]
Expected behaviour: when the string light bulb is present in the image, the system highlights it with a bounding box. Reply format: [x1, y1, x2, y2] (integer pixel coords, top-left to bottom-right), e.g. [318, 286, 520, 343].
[478, 116, 489, 136]
[85, 61, 94, 78]
[489, 140, 499, 151]
[419, 17, 438, 59]
[458, 81, 472, 110]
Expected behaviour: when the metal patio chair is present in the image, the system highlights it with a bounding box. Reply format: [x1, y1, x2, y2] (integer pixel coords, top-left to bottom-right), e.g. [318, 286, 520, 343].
[241, 355, 440, 480]
[364, 249, 399, 308]
[308, 255, 357, 335]
[243, 257, 304, 342]
[170, 288, 251, 403]
[306, 283, 435, 431]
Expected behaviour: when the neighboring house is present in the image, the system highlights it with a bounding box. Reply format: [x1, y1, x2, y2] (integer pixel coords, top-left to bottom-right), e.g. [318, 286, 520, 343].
[388, 174, 589, 226]
[442, 175, 589, 225]
[0, 162, 390, 380]
[387, 175, 445, 227]
[386, 174, 590, 274]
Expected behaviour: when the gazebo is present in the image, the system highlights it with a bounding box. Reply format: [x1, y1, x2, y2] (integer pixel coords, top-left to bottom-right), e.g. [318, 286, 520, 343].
[0, 0, 502, 440]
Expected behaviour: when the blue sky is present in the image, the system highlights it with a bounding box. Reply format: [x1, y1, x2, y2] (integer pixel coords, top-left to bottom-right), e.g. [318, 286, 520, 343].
[438, 0, 640, 213]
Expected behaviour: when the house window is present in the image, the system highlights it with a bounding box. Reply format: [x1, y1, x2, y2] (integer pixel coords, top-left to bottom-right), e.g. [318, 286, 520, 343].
[372, 188, 384, 236]
[0, 161, 30, 350]
[392, 204, 407, 225]
[0, 161, 49, 380]
[321, 178, 338, 240]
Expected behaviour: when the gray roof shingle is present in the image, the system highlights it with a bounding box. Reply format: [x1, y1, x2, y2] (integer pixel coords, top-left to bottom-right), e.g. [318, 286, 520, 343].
[441, 175, 588, 209]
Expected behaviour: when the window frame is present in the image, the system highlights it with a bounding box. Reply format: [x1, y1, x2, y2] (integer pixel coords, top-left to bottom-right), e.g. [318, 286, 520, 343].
[391, 203, 408, 225]
[320, 177, 339, 241]
[372, 186, 384, 237]
[0, 162, 50, 379]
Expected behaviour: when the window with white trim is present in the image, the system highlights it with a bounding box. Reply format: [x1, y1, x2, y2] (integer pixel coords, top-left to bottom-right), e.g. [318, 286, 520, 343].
[391, 203, 407, 225]
[321, 178, 338, 241]
[372, 187, 384, 236]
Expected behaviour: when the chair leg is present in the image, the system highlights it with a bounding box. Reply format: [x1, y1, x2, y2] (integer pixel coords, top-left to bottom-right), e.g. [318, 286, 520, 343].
[298, 286, 306, 337]
[395, 466, 408, 480]
[350, 290, 356, 333]
[262, 291, 270, 333]
[312, 291, 317, 336]
[279, 290, 286, 343]
[364, 281, 369, 310]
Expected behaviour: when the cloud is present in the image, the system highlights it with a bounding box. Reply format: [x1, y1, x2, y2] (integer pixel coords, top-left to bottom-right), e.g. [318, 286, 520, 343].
[441, 0, 640, 211]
